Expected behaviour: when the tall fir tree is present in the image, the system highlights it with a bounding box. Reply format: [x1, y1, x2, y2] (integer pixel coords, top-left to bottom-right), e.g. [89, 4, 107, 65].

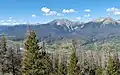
[51, 53, 59, 75]
[68, 51, 78, 75]
[21, 30, 52, 75]
[95, 66, 103, 75]
[68, 40, 78, 75]
[58, 62, 65, 75]
[57, 55, 67, 75]
[107, 55, 119, 75]
[7, 45, 22, 75]
[7, 47, 17, 75]
[39, 41, 53, 75]
[16, 44, 22, 75]
[21, 30, 41, 75]
[0, 35, 8, 75]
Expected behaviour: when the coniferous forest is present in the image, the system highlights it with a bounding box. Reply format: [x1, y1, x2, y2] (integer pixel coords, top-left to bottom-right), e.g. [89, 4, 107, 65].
[0, 29, 120, 75]
[1, 0, 120, 75]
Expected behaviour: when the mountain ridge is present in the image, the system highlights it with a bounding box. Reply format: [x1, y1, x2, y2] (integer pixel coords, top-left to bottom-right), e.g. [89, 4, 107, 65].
[0, 17, 120, 41]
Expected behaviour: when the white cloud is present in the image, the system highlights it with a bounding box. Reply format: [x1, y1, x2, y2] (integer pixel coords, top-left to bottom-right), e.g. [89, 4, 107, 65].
[22, 22, 27, 24]
[57, 13, 63, 16]
[41, 7, 50, 13]
[41, 7, 62, 16]
[1, 22, 9, 25]
[62, 9, 76, 13]
[0, 19, 27, 25]
[45, 11, 63, 16]
[9, 17, 12, 20]
[0, 17, 32, 25]
[32, 14, 36, 17]
[84, 9, 91, 12]
[7, 19, 12, 22]
[76, 17, 81, 20]
[107, 7, 120, 16]
[45, 11, 57, 16]
[0, 20, 4, 22]
[12, 22, 20, 25]
[88, 18, 93, 21]
[107, 7, 119, 12]
[84, 14, 90, 17]
[0, 19, 39, 25]
[6, 17, 13, 22]
[114, 11, 120, 15]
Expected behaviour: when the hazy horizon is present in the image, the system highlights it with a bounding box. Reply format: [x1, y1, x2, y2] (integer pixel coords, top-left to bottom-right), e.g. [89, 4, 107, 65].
[0, 0, 120, 25]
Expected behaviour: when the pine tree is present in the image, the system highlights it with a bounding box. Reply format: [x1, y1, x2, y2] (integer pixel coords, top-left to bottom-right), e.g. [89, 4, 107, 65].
[38, 50, 52, 75]
[68, 40, 78, 75]
[57, 55, 67, 75]
[7, 47, 17, 75]
[0, 35, 8, 75]
[16, 44, 22, 75]
[51, 53, 59, 75]
[81, 52, 89, 75]
[39, 41, 53, 75]
[68, 51, 78, 75]
[95, 52, 103, 75]
[21, 30, 52, 75]
[107, 55, 119, 75]
[89, 51, 96, 75]
[7, 45, 22, 75]
[21, 30, 41, 75]
[58, 62, 65, 75]
[95, 66, 103, 75]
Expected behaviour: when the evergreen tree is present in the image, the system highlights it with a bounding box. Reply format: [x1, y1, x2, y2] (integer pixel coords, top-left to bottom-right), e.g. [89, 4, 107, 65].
[51, 53, 59, 75]
[95, 66, 103, 75]
[95, 54, 103, 75]
[38, 50, 52, 75]
[16, 44, 22, 75]
[89, 52, 96, 75]
[58, 55, 67, 75]
[7, 47, 17, 75]
[7, 46, 22, 75]
[107, 55, 119, 75]
[39, 41, 53, 75]
[58, 62, 65, 75]
[68, 40, 78, 75]
[68, 51, 78, 75]
[0, 35, 8, 75]
[21, 30, 41, 75]
[21, 30, 52, 75]
[81, 52, 89, 75]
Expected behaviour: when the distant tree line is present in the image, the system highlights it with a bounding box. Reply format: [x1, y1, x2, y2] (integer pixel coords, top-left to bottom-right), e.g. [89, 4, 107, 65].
[0, 30, 120, 75]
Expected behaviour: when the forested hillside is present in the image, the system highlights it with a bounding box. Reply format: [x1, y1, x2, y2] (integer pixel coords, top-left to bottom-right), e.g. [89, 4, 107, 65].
[0, 30, 120, 75]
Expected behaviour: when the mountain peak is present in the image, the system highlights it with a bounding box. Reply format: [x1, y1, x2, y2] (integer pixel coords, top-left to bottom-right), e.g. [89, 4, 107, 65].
[48, 19, 73, 26]
[103, 17, 116, 24]
[93, 17, 117, 24]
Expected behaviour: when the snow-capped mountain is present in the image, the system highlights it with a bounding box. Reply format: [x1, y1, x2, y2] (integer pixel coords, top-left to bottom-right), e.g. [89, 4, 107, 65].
[0, 17, 120, 40]
[47, 19, 81, 32]
[48, 19, 75, 26]
[93, 17, 118, 25]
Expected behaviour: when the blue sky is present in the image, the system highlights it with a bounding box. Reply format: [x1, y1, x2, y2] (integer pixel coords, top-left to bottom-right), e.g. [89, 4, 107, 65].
[0, 0, 120, 25]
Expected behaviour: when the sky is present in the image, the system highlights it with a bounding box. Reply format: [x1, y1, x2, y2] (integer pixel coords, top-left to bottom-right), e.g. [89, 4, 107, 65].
[0, 0, 120, 25]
